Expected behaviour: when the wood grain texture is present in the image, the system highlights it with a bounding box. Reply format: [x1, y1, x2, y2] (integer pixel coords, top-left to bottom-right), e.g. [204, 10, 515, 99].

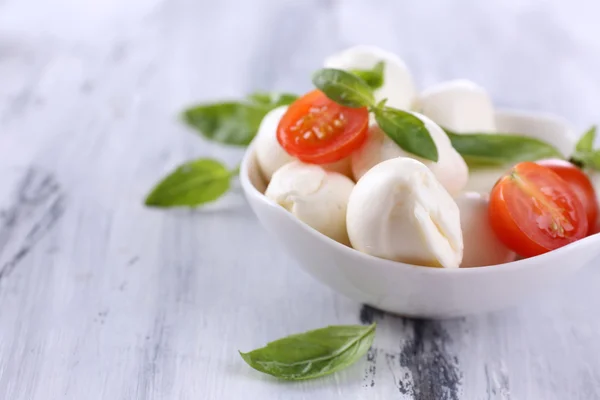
[2, 0, 600, 398]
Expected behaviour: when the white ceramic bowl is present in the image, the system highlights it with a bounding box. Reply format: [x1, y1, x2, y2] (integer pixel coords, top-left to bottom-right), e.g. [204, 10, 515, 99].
[240, 110, 600, 318]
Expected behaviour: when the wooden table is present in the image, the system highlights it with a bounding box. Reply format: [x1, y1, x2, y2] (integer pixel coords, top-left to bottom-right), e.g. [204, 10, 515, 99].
[2, 0, 600, 398]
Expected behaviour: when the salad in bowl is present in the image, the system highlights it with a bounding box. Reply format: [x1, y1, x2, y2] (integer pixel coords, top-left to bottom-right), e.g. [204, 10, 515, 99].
[249, 46, 599, 268]
[147, 45, 600, 317]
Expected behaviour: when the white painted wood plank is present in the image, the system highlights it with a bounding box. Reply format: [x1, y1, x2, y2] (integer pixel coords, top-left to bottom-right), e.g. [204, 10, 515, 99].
[1, 0, 600, 399]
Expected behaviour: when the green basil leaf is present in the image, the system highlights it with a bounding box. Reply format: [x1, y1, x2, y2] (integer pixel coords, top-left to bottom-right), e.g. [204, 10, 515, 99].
[183, 102, 267, 146]
[576, 125, 596, 152]
[584, 149, 600, 170]
[240, 323, 376, 380]
[182, 93, 297, 146]
[445, 129, 563, 167]
[145, 158, 233, 208]
[569, 150, 588, 168]
[312, 68, 375, 108]
[591, 151, 600, 169]
[373, 107, 438, 162]
[247, 92, 298, 107]
[350, 61, 385, 90]
[570, 126, 600, 171]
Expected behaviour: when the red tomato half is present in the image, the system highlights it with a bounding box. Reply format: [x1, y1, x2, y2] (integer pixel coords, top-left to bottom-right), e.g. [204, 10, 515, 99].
[489, 162, 588, 258]
[277, 90, 369, 164]
[536, 159, 599, 234]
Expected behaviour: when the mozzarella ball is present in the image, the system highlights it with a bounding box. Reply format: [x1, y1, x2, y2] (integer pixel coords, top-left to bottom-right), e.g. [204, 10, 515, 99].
[322, 157, 352, 178]
[463, 167, 507, 194]
[254, 106, 294, 181]
[254, 106, 352, 182]
[455, 192, 515, 267]
[347, 157, 463, 268]
[414, 79, 496, 133]
[265, 161, 355, 245]
[324, 45, 416, 110]
[351, 112, 468, 196]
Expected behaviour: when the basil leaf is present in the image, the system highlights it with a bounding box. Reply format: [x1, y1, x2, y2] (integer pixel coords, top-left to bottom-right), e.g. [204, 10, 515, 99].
[350, 61, 385, 90]
[183, 103, 267, 146]
[588, 150, 600, 169]
[570, 126, 600, 170]
[145, 158, 233, 208]
[312, 68, 375, 108]
[240, 323, 376, 380]
[445, 129, 563, 167]
[247, 92, 298, 107]
[574, 148, 600, 170]
[576, 125, 596, 152]
[373, 107, 438, 162]
[182, 93, 297, 146]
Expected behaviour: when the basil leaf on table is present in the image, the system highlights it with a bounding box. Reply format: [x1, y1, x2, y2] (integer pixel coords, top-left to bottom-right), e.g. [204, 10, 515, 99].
[240, 323, 376, 380]
[445, 129, 563, 167]
[350, 61, 385, 90]
[145, 158, 236, 208]
[182, 92, 298, 146]
[373, 106, 439, 162]
[312, 68, 375, 108]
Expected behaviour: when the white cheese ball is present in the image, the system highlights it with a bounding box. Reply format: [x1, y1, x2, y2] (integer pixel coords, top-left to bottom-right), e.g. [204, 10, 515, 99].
[351, 112, 469, 196]
[324, 45, 416, 110]
[455, 192, 515, 268]
[414, 79, 496, 133]
[347, 157, 463, 268]
[254, 106, 352, 182]
[321, 157, 352, 178]
[463, 167, 507, 194]
[265, 161, 355, 245]
[254, 106, 294, 182]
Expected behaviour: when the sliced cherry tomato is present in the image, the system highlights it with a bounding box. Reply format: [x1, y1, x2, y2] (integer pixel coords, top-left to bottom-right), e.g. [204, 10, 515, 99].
[537, 159, 599, 234]
[489, 162, 588, 258]
[277, 90, 369, 164]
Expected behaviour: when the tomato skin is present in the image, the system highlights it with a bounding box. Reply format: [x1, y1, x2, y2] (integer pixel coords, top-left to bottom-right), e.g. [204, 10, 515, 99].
[277, 90, 369, 164]
[489, 162, 588, 258]
[536, 159, 599, 234]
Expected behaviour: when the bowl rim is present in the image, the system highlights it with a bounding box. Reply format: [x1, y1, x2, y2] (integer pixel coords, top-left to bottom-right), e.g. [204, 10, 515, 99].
[240, 108, 599, 275]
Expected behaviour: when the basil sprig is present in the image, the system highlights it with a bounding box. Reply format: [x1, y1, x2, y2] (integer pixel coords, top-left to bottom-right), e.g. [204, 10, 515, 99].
[570, 126, 600, 170]
[374, 105, 439, 161]
[183, 92, 298, 146]
[145, 158, 238, 208]
[240, 323, 376, 380]
[313, 68, 439, 162]
[445, 129, 563, 167]
[312, 68, 375, 108]
[350, 61, 385, 90]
